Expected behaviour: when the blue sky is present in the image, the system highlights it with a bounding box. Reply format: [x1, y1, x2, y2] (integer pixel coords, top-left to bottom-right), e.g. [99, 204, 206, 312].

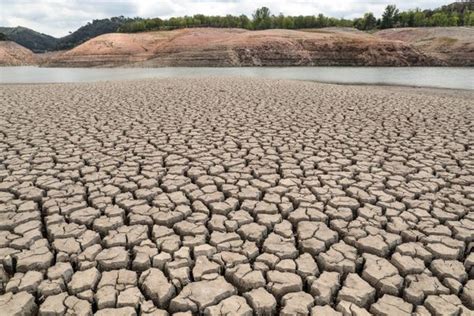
[0, 0, 449, 37]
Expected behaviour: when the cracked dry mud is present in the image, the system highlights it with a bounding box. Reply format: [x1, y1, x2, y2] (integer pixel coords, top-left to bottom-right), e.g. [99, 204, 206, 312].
[0, 77, 473, 316]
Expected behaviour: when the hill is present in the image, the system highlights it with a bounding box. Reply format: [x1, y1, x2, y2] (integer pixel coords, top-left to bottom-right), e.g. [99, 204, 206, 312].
[434, 1, 474, 14]
[45, 28, 440, 67]
[375, 27, 474, 66]
[0, 18, 130, 52]
[0, 26, 57, 52]
[55, 17, 130, 50]
[1, 2, 472, 53]
[0, 41, 37, 65]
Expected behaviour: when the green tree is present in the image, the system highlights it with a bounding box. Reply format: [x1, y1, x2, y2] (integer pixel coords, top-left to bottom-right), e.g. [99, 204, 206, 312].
[239, 15, 252, 29]
[115, 2, 474, 34]
[316, 14, 328, 28]
[282, 16, 295, 29]
[273, 14, 285, 28]
[448, 13, 460, 26]
[144, 18, 163, 30]
[253, 7, 272, 29]
[294, 15, 305, 29]
[364, 12, 377, 29]
[121, 20, 147, 32]
[398, 10, 415, 27]
[430, 12, 449, 26]
[464, 11, 474, 26]
[413, 9, 427, 26]
[303, 16, 316, 28]
[356, 12, 377, 30]
[381, 5, 399, 28]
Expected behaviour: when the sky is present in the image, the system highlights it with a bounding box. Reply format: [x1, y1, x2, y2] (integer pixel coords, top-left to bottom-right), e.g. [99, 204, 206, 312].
[1, 0, 450, 37]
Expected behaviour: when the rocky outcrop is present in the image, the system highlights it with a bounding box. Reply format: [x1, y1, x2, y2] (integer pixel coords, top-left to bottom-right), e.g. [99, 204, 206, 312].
[45, 28, 441, 67]
[375, 27, 474, 66]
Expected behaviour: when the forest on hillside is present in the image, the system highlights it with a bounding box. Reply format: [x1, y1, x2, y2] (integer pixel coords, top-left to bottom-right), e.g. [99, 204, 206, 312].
[117, 3, 474, 33]
[0, 17, 132, 52]
[56, 17, 131, 50]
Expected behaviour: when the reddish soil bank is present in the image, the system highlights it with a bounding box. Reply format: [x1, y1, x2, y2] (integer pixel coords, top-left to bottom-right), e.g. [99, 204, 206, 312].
[44, 28, 440, 67]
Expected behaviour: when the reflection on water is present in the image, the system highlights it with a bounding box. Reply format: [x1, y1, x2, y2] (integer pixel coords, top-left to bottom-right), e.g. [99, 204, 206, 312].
[0, 66, 473, 90]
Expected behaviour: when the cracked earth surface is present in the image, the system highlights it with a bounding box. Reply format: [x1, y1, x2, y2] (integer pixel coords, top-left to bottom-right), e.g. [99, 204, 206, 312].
[0, 78, 473, 316]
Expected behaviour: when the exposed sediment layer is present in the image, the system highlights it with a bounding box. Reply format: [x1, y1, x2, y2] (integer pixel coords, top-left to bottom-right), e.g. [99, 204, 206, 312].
[45, 28, 440, 67]
[376, 27, 474, 66]
[0, 41, 37, 66]
[0, 78, 473, 315]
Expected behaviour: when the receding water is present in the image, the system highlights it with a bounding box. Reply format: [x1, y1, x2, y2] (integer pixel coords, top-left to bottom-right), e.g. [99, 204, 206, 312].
[0, 66, 473, 90]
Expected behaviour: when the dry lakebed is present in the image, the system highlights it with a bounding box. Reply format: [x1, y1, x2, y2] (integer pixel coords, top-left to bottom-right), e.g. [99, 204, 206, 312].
[0, 77, 473, 315]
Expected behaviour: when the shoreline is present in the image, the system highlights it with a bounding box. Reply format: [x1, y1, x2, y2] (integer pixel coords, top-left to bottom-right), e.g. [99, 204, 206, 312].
[0, 74, 473, 94]
[22, 64, 472, 68]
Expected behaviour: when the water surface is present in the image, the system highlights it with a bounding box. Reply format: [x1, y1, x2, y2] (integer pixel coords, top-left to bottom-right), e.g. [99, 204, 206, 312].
[0, 66, 472, 90]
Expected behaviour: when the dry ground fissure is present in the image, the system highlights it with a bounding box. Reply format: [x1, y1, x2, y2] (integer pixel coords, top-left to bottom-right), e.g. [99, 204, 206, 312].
[0, 78, 473, 315]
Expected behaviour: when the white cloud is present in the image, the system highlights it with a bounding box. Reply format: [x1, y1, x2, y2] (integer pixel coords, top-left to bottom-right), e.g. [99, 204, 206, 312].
[0, 0, 448, 37]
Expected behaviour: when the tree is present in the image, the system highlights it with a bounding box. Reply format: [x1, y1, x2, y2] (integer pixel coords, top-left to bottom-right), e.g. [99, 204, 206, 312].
[0, 32, 7, 41]
[448, 13, 460, 26]
[303, 16, 316, 28]
[239, 15, 252, 29]
[282, 16, 295, 29]
[355, 12, 377, 30]
[398, 10, 415, 27]
[430, 12, 449, 26]
[364, 13, 377, 29]
[294, 16, 305, 29]
[145, 18, 163, 30]
[381, 5, 399, 28]
[253, 7, 272, 29]
[273, 14, 285, 28]
[113, 3, 471, 35]
[413, 9, 427, 26]
[464, 11, 474, 26]
[316, 14, 328, 28]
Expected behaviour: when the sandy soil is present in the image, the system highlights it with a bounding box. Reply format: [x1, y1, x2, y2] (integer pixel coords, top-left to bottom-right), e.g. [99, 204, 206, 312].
[44, 28, 438, 67]
[0, 41, 37, 66]
[375, 27, 474, 66]
[0, 77, 473, 315]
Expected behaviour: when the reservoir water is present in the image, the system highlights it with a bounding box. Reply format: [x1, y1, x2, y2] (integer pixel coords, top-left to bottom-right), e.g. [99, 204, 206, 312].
[0, 66, 472, 90]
